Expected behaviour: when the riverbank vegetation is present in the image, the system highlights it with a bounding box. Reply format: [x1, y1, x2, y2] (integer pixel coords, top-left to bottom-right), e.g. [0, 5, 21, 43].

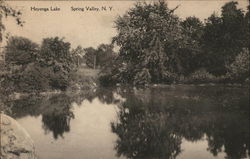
[99, 1, 249, 86]
[1, 37, 76, 93]
[0, 0, 249, 97]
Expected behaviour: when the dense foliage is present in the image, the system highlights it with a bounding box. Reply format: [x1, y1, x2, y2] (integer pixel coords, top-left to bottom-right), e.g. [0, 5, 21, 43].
[227, 48, 250, 82]
[111, 1, 184, 84]
[5, 36, 38, 65]
[100, 1, 249, 86]
[202, 2, 249, 75]
[1, 36, 77, 92]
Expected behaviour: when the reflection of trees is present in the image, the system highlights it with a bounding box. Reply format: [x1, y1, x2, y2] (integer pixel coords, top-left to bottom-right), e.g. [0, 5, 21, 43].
[7, 95, 44, 118]
[77, 86, 124, 105]
[5, 87, 121, 140]
[112, 86, 249, 159]
[94, 87, 121, 104]
[111, 96, 182, 159]
[41, 94, 74, 139]
[6, 93, 75, 139]
[42, 110, 74, 139]
[4, 85, 250, 158]
[206, 114, 250, 159]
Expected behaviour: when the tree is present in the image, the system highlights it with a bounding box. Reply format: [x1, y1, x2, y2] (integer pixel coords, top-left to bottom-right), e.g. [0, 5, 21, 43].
[40, 37, 73, 70]
[221, 1, 246, 49]
[0, 0, 23, 42]
[5, 36, 39, 65]
[39, 37, 74, 90]
[202, 1, 246, 75]
[109, 1, 187, 84]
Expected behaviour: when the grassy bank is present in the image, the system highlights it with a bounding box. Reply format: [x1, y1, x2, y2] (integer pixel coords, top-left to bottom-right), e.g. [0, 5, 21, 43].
[68, 67, 99, 91]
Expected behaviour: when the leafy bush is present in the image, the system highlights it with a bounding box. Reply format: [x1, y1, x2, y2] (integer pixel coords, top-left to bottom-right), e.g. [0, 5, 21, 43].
[227, 48, 249, 82]
[186, 69, 216, 83]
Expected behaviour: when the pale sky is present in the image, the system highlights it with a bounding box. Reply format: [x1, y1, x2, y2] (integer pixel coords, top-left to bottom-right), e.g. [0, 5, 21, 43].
[3, 0, 249, 49]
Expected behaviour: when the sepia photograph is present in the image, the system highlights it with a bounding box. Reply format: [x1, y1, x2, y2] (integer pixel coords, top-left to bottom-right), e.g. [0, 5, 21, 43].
[0, 0, 249, 159]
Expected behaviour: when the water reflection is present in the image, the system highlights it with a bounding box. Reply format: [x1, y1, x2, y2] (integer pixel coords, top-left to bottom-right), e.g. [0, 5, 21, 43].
[3, 85, 250, 159]
[111, 97, 182, 159]
[111, 86, 249, 159]
[41, 94, 74, 139]
[6, 88, 119, 139]
[7, 94, 75, 139]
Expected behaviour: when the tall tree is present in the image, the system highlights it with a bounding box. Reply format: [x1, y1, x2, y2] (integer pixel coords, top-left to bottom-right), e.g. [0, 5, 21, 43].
[40, 37, 73, 71]
[202, 1, 246, 75]
[112, 1, 185, 84]
[39, 37, 74, 90]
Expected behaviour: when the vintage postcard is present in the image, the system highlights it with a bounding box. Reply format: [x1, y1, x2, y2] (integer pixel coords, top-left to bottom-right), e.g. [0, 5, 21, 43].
[0, 0, 249, 159]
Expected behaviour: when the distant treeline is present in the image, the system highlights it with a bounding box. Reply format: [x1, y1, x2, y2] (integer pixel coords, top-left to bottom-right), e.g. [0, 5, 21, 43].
[99, 1, 249, 86]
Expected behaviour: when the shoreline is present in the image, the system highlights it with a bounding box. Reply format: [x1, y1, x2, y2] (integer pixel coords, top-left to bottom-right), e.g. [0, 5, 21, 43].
[6, 83, 249, 97]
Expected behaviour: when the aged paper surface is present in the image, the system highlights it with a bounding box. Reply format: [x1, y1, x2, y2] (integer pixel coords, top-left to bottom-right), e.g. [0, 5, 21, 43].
[1, 0, 249, 159]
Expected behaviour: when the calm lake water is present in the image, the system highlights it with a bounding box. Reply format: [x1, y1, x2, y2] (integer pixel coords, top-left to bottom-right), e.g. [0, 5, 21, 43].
[7, 85, 250, 159]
